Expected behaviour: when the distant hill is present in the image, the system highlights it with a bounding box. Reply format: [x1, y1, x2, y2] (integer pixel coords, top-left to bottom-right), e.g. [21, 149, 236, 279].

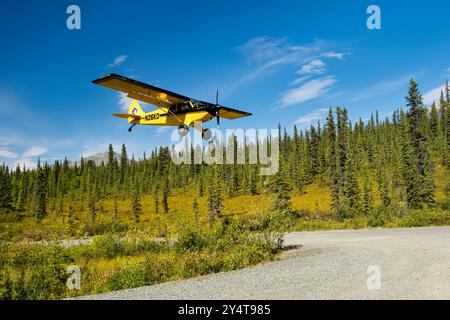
[75, 151, 120, 166]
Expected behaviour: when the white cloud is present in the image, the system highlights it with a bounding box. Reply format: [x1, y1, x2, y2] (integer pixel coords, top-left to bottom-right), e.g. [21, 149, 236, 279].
[280, 76, 337, 108]
[117, 92, 149, 112]
[22, 146, 47, 158]
[118, 92, 133, 112]
[295, 108, 329, 125]
[156, 126, 173, 136]
[322, 51, 345, 60]
[107, 55, 128, 68]
[297, 59, 327, 75]
[12, 158, 36, 169]
[0, 148, 18, 159]
[423, 84, 446, 106]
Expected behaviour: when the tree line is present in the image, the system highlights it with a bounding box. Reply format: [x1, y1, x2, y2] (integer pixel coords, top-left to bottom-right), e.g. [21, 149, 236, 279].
[0, 79, 449, 227]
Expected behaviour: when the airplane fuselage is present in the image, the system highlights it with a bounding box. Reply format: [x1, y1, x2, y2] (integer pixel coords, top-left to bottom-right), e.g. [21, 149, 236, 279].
[129, 108, 214, 127]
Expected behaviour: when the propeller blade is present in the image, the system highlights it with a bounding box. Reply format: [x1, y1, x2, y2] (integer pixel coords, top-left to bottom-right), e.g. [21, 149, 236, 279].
[215, 90, 220, 127]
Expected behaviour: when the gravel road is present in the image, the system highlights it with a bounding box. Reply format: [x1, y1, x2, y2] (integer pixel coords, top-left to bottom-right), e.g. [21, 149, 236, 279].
[76, 226, 450, 300]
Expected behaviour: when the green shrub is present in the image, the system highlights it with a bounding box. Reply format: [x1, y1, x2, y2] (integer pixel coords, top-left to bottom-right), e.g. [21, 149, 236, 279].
[439, 198, 450, 211]
[91, 234, 124, 258]
[106, 255, 174, 291]
[397, 209, 450, 227]
[105, 265, 149, 291]
[175, 229, 210, 252]
[335, 207, 355, 221]
[0, 245, 70, 300]
[368, 207, 391, 227]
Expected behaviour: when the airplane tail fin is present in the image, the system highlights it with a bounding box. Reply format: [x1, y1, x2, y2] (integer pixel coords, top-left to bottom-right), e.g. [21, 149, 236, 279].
[128, 101, 145, 116]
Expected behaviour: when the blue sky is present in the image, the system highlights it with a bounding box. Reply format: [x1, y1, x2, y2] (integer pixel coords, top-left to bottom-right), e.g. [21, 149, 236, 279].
[1, 0, 449, 167]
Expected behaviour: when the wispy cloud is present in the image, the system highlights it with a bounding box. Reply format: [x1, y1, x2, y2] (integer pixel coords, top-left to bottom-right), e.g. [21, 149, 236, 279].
[290, 75, 313, 86]
[322, 51, 346, 60]
[423, 83, 446, 106]
[230, 37, 328, 92]
[348, 75, 413, 103]
[0, 148, 18, 159]
[22, 146, 47, 158]
[295, 108, 329, 125]
[107, 55, 128, 68]
[297, 59, 327, 75]
[280, 76, 337, 108]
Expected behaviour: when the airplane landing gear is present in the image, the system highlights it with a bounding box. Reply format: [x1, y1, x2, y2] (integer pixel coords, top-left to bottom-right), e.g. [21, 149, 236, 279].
[128, 124, 136, 132]
[178, 124, 189, 136]
[202, 129, 212, 141]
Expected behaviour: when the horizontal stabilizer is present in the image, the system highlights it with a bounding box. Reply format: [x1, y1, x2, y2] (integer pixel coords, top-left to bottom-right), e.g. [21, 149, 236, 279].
[112, 113, 141, 119]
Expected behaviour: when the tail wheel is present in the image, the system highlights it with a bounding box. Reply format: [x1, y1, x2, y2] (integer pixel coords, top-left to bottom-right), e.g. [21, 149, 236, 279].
[202, 129, 212, 140]
[178, 124, 189, 136]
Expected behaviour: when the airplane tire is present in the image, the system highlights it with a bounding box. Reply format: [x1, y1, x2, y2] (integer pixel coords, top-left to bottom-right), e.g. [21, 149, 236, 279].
[202, 129, 212, 140]
[178, 124, 189, 136]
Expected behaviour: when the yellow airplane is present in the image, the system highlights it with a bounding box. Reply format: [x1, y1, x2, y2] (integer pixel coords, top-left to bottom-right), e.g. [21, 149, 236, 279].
[92, 74, 252, 140]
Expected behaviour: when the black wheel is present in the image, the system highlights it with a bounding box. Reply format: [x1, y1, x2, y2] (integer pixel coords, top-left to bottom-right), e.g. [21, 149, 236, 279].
[202, 129, 212, 140]
[178, 124, 189, 136]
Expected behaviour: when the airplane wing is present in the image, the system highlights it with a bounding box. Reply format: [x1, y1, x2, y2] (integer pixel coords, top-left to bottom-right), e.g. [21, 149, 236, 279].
[216, 106, 252, 119]
[93, 74, 190, 108]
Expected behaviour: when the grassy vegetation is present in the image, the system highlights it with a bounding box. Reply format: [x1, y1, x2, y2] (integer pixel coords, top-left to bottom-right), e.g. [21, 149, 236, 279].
[2, 163, 448, 242]
[0, 157, 448, 300]
[0, 214, 284, 300]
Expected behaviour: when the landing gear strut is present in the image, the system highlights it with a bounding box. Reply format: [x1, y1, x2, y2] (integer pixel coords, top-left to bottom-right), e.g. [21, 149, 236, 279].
[128, 124, 136, 132]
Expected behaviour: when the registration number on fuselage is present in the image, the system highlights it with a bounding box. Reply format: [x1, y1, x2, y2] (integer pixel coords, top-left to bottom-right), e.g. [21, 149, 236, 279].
[145, 113, 160, 121]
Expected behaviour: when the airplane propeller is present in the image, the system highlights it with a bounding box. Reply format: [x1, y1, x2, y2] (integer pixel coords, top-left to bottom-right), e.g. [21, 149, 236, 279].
[215, 89, 220, 127]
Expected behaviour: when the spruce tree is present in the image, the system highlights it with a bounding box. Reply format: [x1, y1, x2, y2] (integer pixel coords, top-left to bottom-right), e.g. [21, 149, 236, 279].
[214, 168, 223, 218]
[326, 108, 339, 210]
[405, 79, 435, 207]
[192, 197, 199, 226]
[120, 144, 128, 183]
[108, 144, 116, 186]
[131, 180, 142, 223]
[249, 165, 258, 195]
[88, 191, 96, 224]
[429, 102, 439, 143]
[399, 109, 421, 209]
[207, 171, 216, 228]
[361, 178, 373, 215]
[267, 161, 292, 214]
[32, 159, 47, 220]
[0, 164, 13, 210]
[66, 203, 74, 235]
[443, 83, 450, 168]
[376, 168, 391, 208]
[162, 180, 169, 214]
[154, 188, 159, 215]
[112, 189, 118, 224]
[343, 146, 359, 211]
